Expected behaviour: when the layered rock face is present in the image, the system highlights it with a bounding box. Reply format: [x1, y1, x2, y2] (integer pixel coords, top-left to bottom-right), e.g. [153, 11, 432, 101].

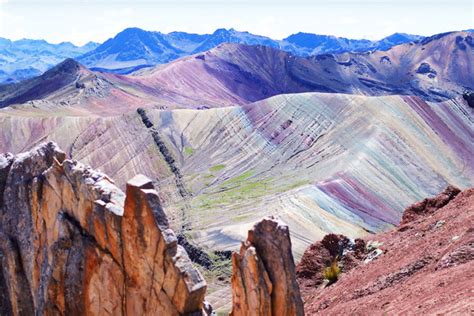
[0, 142, 207, 315]
[231, 217, 304, 316]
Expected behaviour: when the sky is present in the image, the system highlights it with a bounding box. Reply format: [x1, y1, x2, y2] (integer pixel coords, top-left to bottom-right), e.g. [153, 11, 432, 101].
[0, 0, 473, 46]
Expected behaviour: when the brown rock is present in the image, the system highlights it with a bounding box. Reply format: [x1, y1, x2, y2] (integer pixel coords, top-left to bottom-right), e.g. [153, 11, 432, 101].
[231, 243, 273, 316]
[231, 216, 304, 316]
[122, 175, 207, 314]
[0, 142, 207, 315]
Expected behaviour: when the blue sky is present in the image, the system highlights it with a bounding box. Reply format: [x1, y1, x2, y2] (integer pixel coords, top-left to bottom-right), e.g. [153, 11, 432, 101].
[0, 0, 472, 46]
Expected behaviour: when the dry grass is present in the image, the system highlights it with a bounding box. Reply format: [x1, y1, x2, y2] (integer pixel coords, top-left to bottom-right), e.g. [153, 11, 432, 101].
[323, 258, 341, 285]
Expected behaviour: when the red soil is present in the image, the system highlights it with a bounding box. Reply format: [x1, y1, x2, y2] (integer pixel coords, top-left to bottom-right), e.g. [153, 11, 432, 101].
[298, 187, 474, 315]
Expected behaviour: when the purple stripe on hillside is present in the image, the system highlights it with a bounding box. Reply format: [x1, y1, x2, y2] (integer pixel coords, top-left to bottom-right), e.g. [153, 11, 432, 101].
[242, 100, 272, 126]
[435, 101, 474, 160]
[403, 96, 472, 164]
[316, 173, 400, 228]
[242, 101, 297, 146]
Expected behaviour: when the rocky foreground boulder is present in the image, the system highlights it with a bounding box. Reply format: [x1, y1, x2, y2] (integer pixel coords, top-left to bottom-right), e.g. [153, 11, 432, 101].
[231, 217, 304, 316]
[0, 142, 207, 315]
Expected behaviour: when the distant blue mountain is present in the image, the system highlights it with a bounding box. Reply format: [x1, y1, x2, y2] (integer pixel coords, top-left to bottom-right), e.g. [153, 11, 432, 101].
[0, 27, 429, 82]
[77, 28, 426, 74]
[0, 38, 98, 83]
[191, 28, 280, 53]
[374, 33, 424, 50]
[77, 28, 282, 72]
[78, 27, 182, 71]
[281, 32, 423, 55]
[281, 33, 372, 55]
[164, 31, 210, 52]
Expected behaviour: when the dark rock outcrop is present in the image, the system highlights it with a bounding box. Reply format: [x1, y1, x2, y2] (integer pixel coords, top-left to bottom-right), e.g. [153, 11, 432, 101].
[297, 234, 366, 289]
[231, 216, 304, 316]
[401, 185, 461, 225]
[463, 91, 474, 108]
[416, 62, 437, 75]
[0, 142, 207, 315]
[137, 107, 189, 200]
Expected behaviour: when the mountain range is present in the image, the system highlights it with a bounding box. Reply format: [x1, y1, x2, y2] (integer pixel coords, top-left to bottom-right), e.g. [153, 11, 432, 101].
[78, 27, 425, 73]
[0, 38, 98, 83]
[0, 27, 425, 82]
[1, 30, 472, 112]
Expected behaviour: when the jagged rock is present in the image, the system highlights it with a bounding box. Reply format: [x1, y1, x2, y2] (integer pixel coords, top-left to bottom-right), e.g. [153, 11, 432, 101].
[231, 216, 304, 316]
[231, 243, 273, 315]
[0, 153, 14, 207]
[401, 185, 461, 225]
[0, 142, 207, 315]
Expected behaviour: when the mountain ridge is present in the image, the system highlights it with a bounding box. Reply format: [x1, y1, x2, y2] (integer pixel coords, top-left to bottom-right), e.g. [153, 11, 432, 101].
[1, 31, 472, 111]
[116, 31, 474, 105]
[77, 27, 427, 73]
[3, 27, 470, 82]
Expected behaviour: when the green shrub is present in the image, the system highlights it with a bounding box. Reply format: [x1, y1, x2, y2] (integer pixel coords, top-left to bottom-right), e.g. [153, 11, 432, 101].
[209, 164, 225, 172]
[184, 147, 194, 156]
[323, 258, 341, 284]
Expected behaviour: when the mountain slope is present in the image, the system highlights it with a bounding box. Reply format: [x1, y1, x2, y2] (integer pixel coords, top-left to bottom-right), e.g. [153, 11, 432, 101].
[191, 28, 279, 53]
[281, 32, 372, 55]
[0, 59, 163, 115]
[281, 32, 423, 55]
[0, 59, 89, 108]
[1, 91, 472, 312]
[374, 32, 424, 50]
[164, 31, 210, 52]
[298, 186, 474, 314]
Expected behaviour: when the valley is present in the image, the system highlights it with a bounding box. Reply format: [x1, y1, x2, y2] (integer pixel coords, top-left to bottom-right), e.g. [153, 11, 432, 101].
[1, 92, 472, 260]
